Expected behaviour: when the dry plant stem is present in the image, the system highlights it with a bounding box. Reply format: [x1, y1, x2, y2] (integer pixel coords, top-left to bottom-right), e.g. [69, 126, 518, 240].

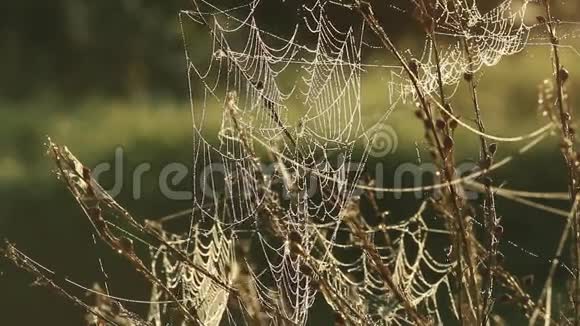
[363, 185, 393, 247]
[541, 1, 580, 323]
[49, 142, 226, 325]
[52, 147, 235, 294]
[461, 37, 499, 324]
[530, 196, 580, 325]
[53, 161, 203, 326]
[1, 243, 123, 326]
[430, 31, 482, 323]
[494, 264, 555, 324]
[431, 36, 449, 112]
[52, 151, 234, 294]
[345, 212, 427, 325]
[354, 2, 481, 320]
[436, 206, 554, 324]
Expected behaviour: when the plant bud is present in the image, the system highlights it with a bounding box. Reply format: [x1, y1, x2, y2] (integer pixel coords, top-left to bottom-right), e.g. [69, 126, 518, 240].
[559, 67, 570, 83]
[536, 16, 546, 24]
[300, 263, 314, 277]
[463, 72, 473, 82]
[288, 230, 302, 244]
[409, 59, 419, 77]
[449, 118, 458, 130]
[118, 237, 134, 254]
[414, 109, 425, 120]
[87, 207, 101, 219]
[483, 176, 493, 187]
[493, 225, 504, 238]
[480, 157, 492, 170]
[488, 143, 498, 156]
[444, 135, 454, 150]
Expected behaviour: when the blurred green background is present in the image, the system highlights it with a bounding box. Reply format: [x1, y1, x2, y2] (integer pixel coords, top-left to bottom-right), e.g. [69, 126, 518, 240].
[1, 1, 580, 324]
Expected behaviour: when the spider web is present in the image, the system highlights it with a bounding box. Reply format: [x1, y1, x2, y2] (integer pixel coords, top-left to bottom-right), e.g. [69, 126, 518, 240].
[137, 0, 563, 325]
[389, 0, 532, 100]
[8, 1, 580, 325]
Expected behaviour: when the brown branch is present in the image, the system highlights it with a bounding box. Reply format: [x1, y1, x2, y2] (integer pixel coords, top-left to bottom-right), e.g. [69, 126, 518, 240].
[539, 1, 580, 323]
[352, 1, 481, 322]
[1, 242, 126, 326]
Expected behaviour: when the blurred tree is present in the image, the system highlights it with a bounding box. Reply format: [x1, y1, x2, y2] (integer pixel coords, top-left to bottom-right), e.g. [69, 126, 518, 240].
[0, 0, 190, 99]
[0, 0, 574, 100]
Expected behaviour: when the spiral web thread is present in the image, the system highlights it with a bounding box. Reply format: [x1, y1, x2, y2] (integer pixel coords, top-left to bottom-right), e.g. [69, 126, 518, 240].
[146, 0, 539, 325]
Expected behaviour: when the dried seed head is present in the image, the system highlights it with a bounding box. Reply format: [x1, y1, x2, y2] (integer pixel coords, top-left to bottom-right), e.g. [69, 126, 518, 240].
[334, 313, 346, 326]
[443, 135, 454, 150]
[435, 119, 447, 130]
[110, 301, 121, 315]
[87, 207, 101, 219]
[559, 67, 570, 83]
[488, 143, 498, 156]
[300, 263, 314, 277]
[409, 59, 419, 77]
[561, 138, 573, 149]
[449, 118, 459, 130]
[288, 230, 302, 244]
[414, 109, 425, 120]
[493, 225, 504, 238]
[463, 72, 473, 82]
[444, 103, 454, 115]
[536, 16, 546, 24]
[82, 166, 92, 182]
[118, 237, 134, 254]
[483, 176, 493, 188]
[480, 157, 492, 170]
[309, 278, 321, 290]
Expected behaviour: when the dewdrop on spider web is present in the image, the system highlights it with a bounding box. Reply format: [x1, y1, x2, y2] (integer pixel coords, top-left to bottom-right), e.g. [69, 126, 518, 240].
[213, 49, 227, 60]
